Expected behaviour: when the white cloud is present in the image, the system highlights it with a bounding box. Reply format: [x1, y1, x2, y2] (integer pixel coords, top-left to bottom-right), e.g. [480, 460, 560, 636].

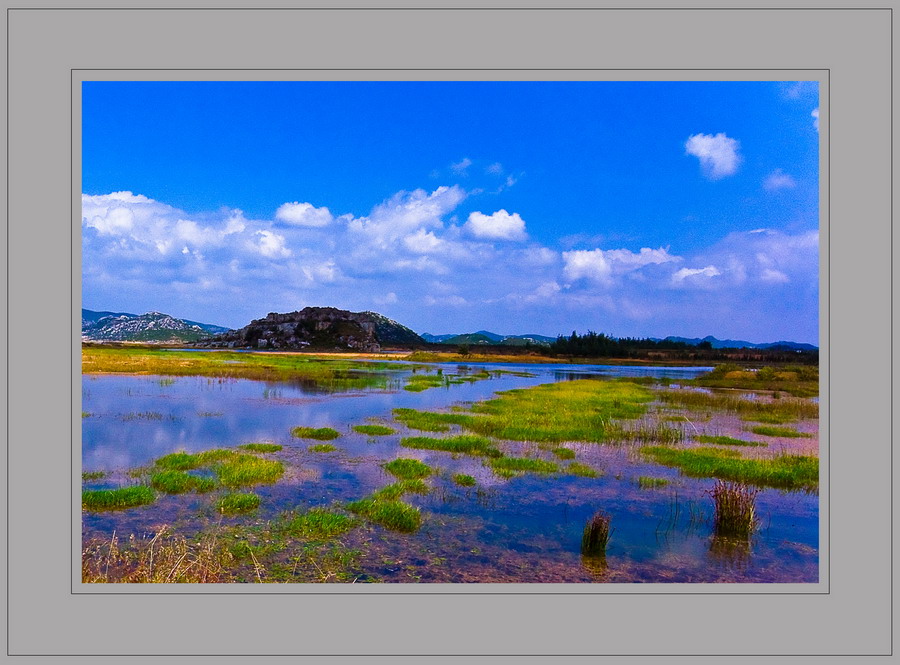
[486, 162, 504, 175]
[672, 265, 721, 284]
[763, 168, 797, 191]
[812, 108, 819, 131]
[760, 268, 790, 284]
[563, 247, 679, 284]
[374, 292, 398, 305]
[403, 229, 444, 254]
[450, 157, 473, 175]
[465, 209, 527, 241]
[275, 201, 333, 227]
[255, 230, 291, 258]
[685, 133, 742, 179]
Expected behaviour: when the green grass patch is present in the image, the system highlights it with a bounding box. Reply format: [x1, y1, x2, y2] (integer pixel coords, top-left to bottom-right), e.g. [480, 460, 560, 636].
[239, 442, 283, 453]
[488, 457, 559, 476]
[277, 508, 358, 540]
[214, 455, 285, 487]
[150, 469, 217, 494]
[552, 447, 576, 460]
[291, 426, 340, 440]
[452, 473, 476, 487]
[392, 408, 474, 432]
[694, 435, 767, 447]
[636, 476, 669, 489]
[691, 364, 819, 398]
[403, 374, 447, 392]
[346, 498, 422, 532]
[568, 462, 600, 478]
[641, 446, 818, 490]
[739, 412, 797, 425]
[352, 424, 396, 436]
[382, 458, 433, 479]
[218, 492, 260, 514]
[747, 425, 812, 438]
[373, 479, 430, 500]
[154, 451, 203, 470]
[81, 470, 107, 481]
[82, 486, 156, 510]
[400, 434, 502, 457]
[658, 388, 818, 420]
[400, 380, 656, 444]
[309, 444, 338, 453]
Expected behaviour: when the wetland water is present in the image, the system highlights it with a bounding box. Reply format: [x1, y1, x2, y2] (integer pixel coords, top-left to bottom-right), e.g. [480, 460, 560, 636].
[82, 361, 819, 583]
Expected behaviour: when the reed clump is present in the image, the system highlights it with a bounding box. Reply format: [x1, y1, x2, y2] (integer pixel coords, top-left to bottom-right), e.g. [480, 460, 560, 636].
[581, 511, 613, 558]
[707, 480, 759, 538]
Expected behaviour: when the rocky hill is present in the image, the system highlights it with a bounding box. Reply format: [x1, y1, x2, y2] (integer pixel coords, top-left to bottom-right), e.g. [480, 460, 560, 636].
[81, 309, 229, 343]
[193, 307, 424, 352]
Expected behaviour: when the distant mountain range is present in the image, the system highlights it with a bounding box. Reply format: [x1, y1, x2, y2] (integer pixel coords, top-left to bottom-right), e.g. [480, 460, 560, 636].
[653, 335, 818, 351]
[82, 309, 230, 343]
[421, 330, 557, 347]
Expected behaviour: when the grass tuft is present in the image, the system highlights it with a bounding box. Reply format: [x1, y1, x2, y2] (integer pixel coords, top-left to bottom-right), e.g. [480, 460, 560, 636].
[373, 479, 430, 500]
[214, 455, 285, 487]
[401, 435, 502, 458]
[382, 458, 433, 479]
[278, 508, 358, 540]
[581, 511, 613, 558]
[452, 473, 476, 487]
[150, 469, 217, 494]
[488, 457, 559, 477]
[353, 424, 396, 436]
[239, 442, 282, 453]
[552, 447, 576, 460]
[218, 492, 260, 514]
[82, 486, 156, 511]
[707, 480, 759, 538]
[309, 444, 338, 453]
[636, 476, 669, 489]
[291, 426, 340, 440]
[346, 498, 422, 532]
[392, 408, 473, 432]
[568, 462, 601, 478]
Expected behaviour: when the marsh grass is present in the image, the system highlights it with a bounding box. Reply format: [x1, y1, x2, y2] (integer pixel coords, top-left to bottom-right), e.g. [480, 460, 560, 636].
[707, 481, 759, 538]
[346, 498, 422, 532]
[403, 374, 447, 392]
[309, 444, 338, 453]
[81, 470, 107, 481]
[488, 457, 559, 477]
[382, 458, 433, 479]
[452, 474, 476, 487]
[392, 408, 474, 432]
[581, 511, 613, 558]
[277, 508, 358, 540]
[658, 389, 817, 420]
[401, 435, 502, 458]
[215, 456, 284, 487]
[82, 486, 156, 510]
[219, 492, 260, 514]
[568, 462, 601, 478]
[739, 413, 797, 425]
[373, 479, 430, 500]
[239, 442, 282, 453]
[150, 469, 217, 494]
[82, 345, 398, 391]
[352, 424, 396, 436]
[291, 426, 341, 440]
[552, 447, 576, 460]
[694, 435, 766, 447]
[748, 425, 812, 439]
[641, 446, 818, 490]
[636, 476, 669, 489]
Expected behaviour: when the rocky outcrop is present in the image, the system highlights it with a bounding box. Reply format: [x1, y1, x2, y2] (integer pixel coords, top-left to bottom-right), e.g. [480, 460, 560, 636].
[194, 307, 424, 352]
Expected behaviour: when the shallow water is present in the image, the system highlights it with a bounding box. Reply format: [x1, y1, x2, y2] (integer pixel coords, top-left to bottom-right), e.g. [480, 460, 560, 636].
[82, 361, 819, 583]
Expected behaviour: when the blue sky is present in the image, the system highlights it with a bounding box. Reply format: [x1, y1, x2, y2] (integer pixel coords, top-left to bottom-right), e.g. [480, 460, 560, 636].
[82, 80, 819, 343]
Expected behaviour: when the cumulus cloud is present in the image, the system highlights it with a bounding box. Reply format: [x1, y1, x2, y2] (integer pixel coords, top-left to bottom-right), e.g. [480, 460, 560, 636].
[763, 168, 797, 191]
[563, 247, 679, 284]
[465, 209, 527, 241]
[275, 201, 333, 227]
[255, 230, 291, 258]
[685, 132, 742, 179]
